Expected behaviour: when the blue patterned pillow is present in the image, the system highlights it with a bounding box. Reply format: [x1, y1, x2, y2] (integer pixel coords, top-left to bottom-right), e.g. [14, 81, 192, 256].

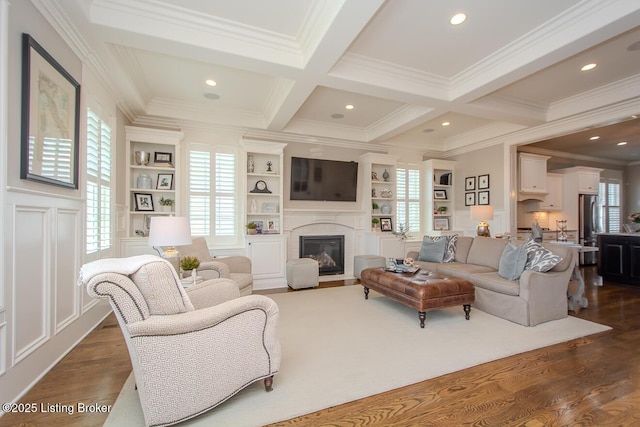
[443, 234, 458, 263]
[523, 239, 562, 272]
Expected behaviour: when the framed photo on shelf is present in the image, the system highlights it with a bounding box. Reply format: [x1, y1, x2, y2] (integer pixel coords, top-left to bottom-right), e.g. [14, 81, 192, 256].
[253, 220, 264, 234]
[156, 173, 173, 190]
[465, 192, 476, 206]
[380, 217, 393, 232]
[434, 190, 448, 200]
[478, 174, 490, 189]
[465, 176, 476, 191]
[478, 190, 490, 205]
[21, 34, 80, 189]
[134, 193, 154, 211]
[154, 152, 173, 167]
[262, 202, 278, 213]
[434, 218, 449, 231]
[265, 219, 279, 233]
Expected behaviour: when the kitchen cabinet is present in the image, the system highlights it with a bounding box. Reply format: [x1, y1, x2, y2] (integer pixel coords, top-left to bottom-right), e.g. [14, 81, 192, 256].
[539, 173, 563, 211]
[597, 233, 640, 286]
[577, 170, 600, 194]
[518, 153, 550, 200]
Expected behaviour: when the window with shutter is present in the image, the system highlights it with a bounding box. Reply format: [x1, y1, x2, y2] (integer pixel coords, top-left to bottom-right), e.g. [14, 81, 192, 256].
[396, 165, 421, 234]
[85, 108, 112, 256]
[187, 145, 237, 239]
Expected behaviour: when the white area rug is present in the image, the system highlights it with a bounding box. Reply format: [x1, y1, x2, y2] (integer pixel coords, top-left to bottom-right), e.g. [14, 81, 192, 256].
[105, 285, 610, 427]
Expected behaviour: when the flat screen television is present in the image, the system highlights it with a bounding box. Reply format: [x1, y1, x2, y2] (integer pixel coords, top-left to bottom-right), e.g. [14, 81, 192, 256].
[290, 157, 358, 201]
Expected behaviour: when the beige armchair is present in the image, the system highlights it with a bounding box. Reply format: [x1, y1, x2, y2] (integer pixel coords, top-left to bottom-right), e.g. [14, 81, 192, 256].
[175, 237, 253, 295]
[79, 255, 280, 427]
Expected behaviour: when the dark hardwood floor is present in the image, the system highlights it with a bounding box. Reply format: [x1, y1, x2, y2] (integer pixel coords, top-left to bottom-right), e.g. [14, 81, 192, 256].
[2, 266, 640, 427]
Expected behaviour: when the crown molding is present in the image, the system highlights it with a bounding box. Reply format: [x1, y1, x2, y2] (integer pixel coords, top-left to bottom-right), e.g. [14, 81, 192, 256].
[518, 145, 628, 166]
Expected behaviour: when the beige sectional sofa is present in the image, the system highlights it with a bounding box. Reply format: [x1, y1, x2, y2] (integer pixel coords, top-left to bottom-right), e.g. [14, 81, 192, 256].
[407, 236, 575, 326]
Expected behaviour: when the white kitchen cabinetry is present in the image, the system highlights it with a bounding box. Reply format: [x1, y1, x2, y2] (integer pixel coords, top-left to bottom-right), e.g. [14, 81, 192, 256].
[540, 173, 563, 211]
[518, 153, 550, 199]
[577, 170, 600, 194]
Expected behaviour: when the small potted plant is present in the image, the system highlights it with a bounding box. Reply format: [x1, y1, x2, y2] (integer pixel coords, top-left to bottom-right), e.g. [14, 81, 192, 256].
[437, 206, 448, 214]
[158, 197, 174, 212]
[372, 202, 380, 213]
[246, 222, 258, 235]
[372, 217, 380, 231]
[180, 256, 200, 278]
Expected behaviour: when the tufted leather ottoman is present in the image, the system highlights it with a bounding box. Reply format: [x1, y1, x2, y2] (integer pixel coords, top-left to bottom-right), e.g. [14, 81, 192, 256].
[360, 268, 475, 328]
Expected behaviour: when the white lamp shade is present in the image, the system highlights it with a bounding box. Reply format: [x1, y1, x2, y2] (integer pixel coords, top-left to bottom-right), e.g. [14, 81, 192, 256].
[148, 216, 192, 247]
[470, 205, 494, 221]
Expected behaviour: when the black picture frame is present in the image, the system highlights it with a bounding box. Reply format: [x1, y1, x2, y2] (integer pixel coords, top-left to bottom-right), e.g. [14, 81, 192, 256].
[465, 192, 476, 206]
[465, 176, 476, 191]
[154, 152, 173, 166]
[434, 190, 447, 200]
[21, 33, 80, 189]
[478, 191, 490, 205]
[156, 173, 173, 190]
[478, 174, 490, 189]
[380, 217, 393, 232]
[134, 193, 154, 211]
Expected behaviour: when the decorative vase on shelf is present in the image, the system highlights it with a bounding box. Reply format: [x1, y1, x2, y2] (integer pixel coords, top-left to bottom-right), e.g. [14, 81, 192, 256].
[250, 199, 257, 213]
[137, 173, 152, 189]
[382, 169, 390, 182]
[380, 203, 391, 214]
[248, 155, 255, 173]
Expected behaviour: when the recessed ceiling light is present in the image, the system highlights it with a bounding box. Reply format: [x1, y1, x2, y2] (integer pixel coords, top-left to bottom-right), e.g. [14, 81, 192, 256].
[345, 104, 354, 110]
[581, 63, 597, 71]
[422, 128, 435, 133]
[205, 79, 217, 86]
[203, 93, 219, 100]
[331, 113, 344, 119]
[627, 41, 640, 51]
[450, 13, 466, 25]
[442, 121, 450, 126]
[617, 141, 628, 146]
[589, 136, 600, 141]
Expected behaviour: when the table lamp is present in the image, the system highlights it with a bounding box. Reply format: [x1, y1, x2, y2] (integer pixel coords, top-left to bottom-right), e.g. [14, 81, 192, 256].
[470, 205, 494, 237]
[148, 216, 192, 272]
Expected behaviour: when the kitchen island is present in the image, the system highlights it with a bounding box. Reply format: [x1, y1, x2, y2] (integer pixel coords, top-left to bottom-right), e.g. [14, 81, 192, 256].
[597, 233, 640, 286]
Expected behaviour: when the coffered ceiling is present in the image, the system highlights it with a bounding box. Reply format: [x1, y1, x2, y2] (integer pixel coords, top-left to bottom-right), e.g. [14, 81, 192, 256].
[35, 0, 640, 162]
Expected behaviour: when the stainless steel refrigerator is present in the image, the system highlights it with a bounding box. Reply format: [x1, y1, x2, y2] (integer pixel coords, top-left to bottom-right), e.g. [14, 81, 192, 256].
[579, 194, 599, 265]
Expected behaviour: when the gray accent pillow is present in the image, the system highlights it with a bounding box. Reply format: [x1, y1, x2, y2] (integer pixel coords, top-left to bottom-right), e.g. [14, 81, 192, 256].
[418, 236, 448, 263]
[498, 242, 528, 280]
[523, 239, 563, 272]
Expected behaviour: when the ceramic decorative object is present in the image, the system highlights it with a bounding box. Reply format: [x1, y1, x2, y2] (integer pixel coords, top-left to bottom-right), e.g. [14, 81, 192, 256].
[250, 199, 257, 213]
[248, 155, 255, 173]
[137, 173, 152, 189]
[380, 203, 391, 214]
[382, 169, 390, 182]
[379, 189, 393, 198]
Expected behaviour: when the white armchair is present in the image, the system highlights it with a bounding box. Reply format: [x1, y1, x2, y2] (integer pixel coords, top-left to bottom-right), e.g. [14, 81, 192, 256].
[175, 237, 253, 295]
[79, 255, 280, 427]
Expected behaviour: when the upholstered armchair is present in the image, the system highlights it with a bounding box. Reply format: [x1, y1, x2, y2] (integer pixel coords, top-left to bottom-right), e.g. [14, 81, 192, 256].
[175, 237, 253, 295]
[79, 255, 280, 427]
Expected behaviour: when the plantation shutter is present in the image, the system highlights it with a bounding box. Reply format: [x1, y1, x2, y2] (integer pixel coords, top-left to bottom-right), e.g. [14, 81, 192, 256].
[86, 108, 112, 255]
[188, 146, 237, 238]
[396, 165, 421, 234]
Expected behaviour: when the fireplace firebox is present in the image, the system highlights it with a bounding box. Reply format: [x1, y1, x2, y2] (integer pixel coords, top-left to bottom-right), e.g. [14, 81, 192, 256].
[299, 235, 345, 276]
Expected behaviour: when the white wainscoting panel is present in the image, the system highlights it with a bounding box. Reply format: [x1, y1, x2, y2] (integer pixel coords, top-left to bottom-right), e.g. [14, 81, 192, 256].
[55, 209, 80, 333]
[13, 207, 50, 363]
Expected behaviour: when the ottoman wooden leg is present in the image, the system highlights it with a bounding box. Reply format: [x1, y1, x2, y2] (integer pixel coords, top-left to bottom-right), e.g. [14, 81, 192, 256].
[419, 311, 426, 328]
[464, 304, 471, 320]
[364, 287, 370, 299]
